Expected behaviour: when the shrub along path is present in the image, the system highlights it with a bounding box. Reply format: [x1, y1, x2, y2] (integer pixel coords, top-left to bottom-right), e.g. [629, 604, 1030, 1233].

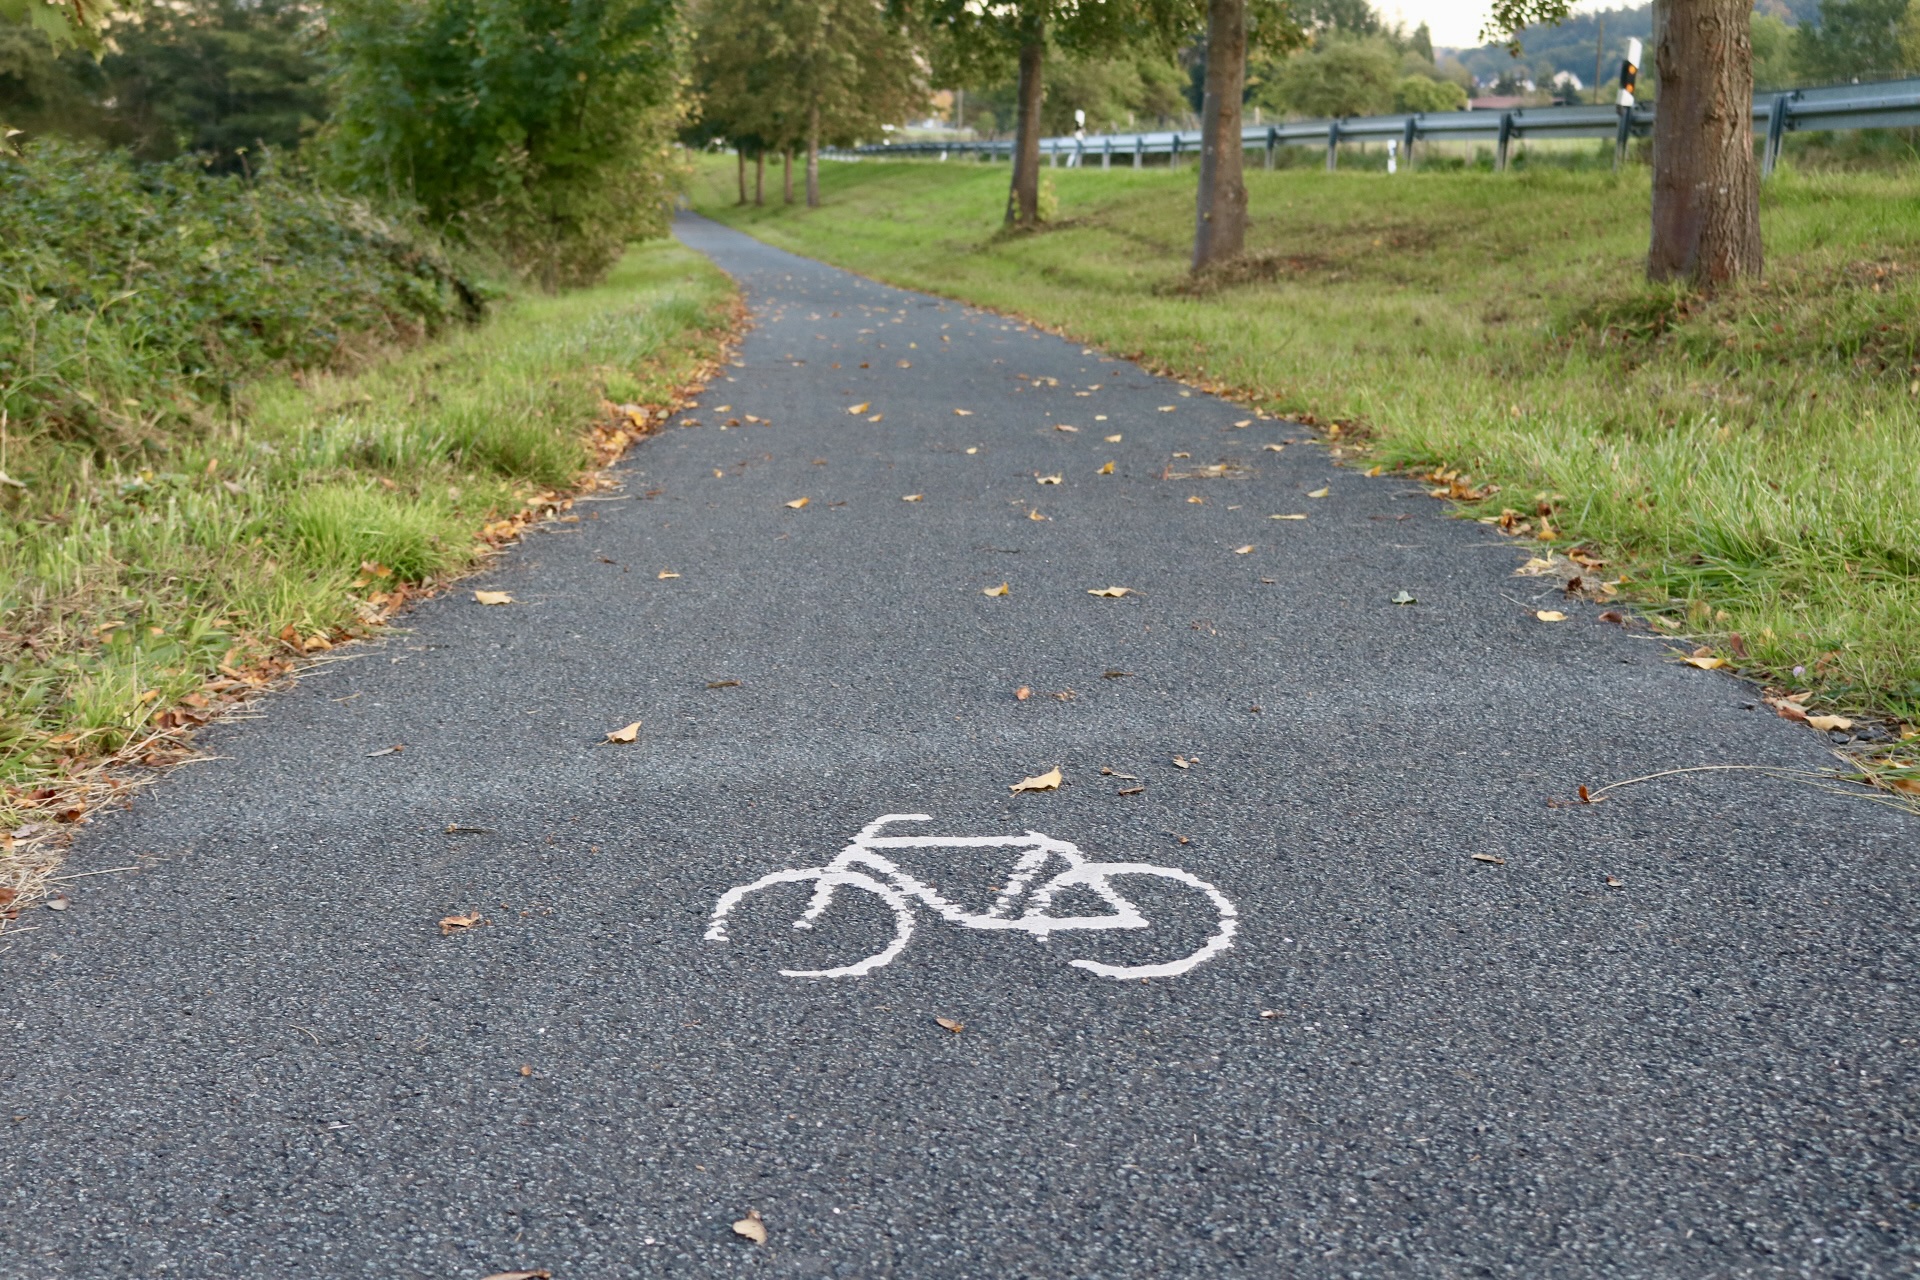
[2, 214, 1915, 1276]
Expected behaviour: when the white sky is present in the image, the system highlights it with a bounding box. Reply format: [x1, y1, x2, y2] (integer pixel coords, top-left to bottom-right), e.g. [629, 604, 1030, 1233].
[1384, 0, 1615, 50]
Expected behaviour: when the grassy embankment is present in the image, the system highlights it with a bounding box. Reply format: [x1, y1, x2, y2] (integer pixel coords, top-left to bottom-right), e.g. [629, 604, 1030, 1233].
[692, 157, 1920, 741]
[1, 145, 734, 903]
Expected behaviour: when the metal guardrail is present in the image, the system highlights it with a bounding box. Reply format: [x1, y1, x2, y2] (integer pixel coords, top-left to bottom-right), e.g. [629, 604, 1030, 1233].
[843, 75, 1920, 178]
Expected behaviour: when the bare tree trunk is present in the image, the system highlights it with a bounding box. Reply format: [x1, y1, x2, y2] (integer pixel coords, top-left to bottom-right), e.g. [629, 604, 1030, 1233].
[736, 149, 746, 205]
[783, 149, 794, 204]
[754, 152, 764, 207]
[1192, 0, 1249, 272]
[1005, 34, 1045, 227]
[806, 101, 821, 208]
[1648, 0, 1761, 287]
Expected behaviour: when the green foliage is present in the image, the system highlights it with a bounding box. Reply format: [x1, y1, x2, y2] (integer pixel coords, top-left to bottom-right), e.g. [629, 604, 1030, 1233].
[1796, 0, 1918, 81]
[322, 0, 685, 287]
[0, 138, 474, 454]
[1751, 13, 1801, 89]
[1393, 71, 1467, 112]
[959, 45, 1190, 135]
[1261, 34, 1399, 118]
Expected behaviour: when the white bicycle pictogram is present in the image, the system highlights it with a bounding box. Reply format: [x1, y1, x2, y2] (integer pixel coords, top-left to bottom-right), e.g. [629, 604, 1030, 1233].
[705, 813, 1238, 980]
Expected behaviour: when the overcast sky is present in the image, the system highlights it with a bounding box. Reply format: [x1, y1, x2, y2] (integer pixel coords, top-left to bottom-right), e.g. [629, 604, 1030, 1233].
[1385, 0, 1615, 50]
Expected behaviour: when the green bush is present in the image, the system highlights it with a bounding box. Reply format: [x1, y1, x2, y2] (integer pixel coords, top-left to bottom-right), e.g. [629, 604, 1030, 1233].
[0, 139, 477, 453]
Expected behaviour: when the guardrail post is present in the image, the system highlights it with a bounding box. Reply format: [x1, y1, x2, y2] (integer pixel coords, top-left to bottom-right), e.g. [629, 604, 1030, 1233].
[1265, 126, 1277, 170]
[1102, 137, 1112, 170]
[1172, 134, 1183, 168]
[1326, 120, 1340, 171]
[1613, 106, 1631, 170]
[1763, 92, 1792, 177]
[1401, 115, 1418, 171]
[1496, 112, 1514, 170]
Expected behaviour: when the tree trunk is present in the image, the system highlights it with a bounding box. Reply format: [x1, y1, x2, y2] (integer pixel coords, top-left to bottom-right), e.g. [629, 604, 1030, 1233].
[1648, 0, 1761, 287]
[1192, 0, 1249, 272]
[754, 152, 764, 207]
[1005, 34, 1045, 227]
[806, 102, 821, 208]
[736, 149, 747, 205]
[783, 149, 794, 204]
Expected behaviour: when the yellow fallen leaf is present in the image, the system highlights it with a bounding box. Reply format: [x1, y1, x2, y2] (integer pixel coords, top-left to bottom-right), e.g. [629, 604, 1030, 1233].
[1264, 444, 1285, 452]
[902, 493, 923, 502]
[657, 571, 680, 579]
[1015, 686, 1031, 700]
[1158, 405, 1177, 412]
[1088, 586, 1133, 598]
[1471, 853, 1506, 865]
[1307, 487, 1330, 498]
[1234, 545, 1254, 554]
[473, 591, 514, 606]
[481, 1271, 551, 1280]
[1233, 419, 1251, 427]
[1010, 766, 1063, 793]
[847, 402, 870, 415]
[965, 447, 978, 455]
[1104, 433, 1122, 442]
[1535, 610, 1567, 622]
[733, 1211, 767, 1244]
[784, 497, 809, 509]
[1187, 495, 1204, 504]
[1683, 655, 1726, 670]
[983, 582, 1009, 596]
[1806, 714, 1854, 731]
[935, 1016, 965, 1034]
[1055, 424, 1078, 433]
[713, 405, 731, 412]
[1098, 461, 1114, 474]
[867, 413, 884, 423]
[1028, 509, 1048, 521]
[1365, 464, 1384, 476]
[1270, 513, 1307, 520]
[439, 911, 483, 935]
[954, 408, 973, 416]
[1037, 474, 1062, 485]
[606, 720, 642, 743]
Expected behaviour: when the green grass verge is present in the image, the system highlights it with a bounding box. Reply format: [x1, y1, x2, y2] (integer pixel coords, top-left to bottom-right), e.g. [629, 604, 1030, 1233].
[1, 239, 733, 807]
[692, 156, 1920, 728]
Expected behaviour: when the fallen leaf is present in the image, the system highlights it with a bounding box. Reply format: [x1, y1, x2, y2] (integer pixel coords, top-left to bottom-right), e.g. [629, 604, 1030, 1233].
[367, 744, 404, 757]
[847, 403, 870, 415]
[1117, 786, 1145, 796]
[1271, 513, 1307, 520]
[1010, 766, 1063, 793]
[1099, 461, 1114, 474]
[866, 413, 884, 423]
[1102, 669, 1132, 679]
[1471, 854, 1506, 865]
[954, 408, 973, 416]
[1234, 545, 1254, 555]
[706, 680, 741, 689]
[785, 497, 810, 509]
[481, 1271, 551, 1280]
[1806, 714, 1854, 732]
[657, 570, 680, 579]
[606, 721, 642, 743]
[1105, 433, 1122, 442]
[1036, 474, 1062, 485]
[983, 582, 1010, 597]
[1088, 587, 1133, 598]
[1391, 591, 1415, 605]
[45, 894, 69, 911]
[1187, 495, 1205, 504]
[1682, 655, 1726, 670]
[1598, 609, 1625, 625]
[902, 493, 923, 502]
[1260, 1009, 1280, 1019]
[519, 1065, 533, 1077]
[1364, 464, 1384, 476]
[1605, 876, 1624, 889]
[1054, 424, 1078, 433]
[1307, 487, 1330, 499]
[439, 911, 482, 935]
[935, 1017, 965, 1034]
[473, 591, 514, 606]
[1535, 610, 1567, 623]
[897, 359, 911, 368]
[733, 1211, 768, 1245]
[1015, 686, 1031, 700]
[1264, 444, 1285, 452]
[1233, 419, 1251, 428]
[1158, 405, 1177, 412]
[1172, 756, 1191, 769]
[1028, 509, 1048, 521]
[1100, 767, 1139, 778]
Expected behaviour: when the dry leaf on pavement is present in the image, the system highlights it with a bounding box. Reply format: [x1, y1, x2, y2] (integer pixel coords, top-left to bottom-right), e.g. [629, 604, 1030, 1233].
[606, 721, 642, 743]
[1806, 714, 1854, 731]
[785, 497, 810, 509]
[657, 571, 680, 579]
[1682, 655, 1725, 670]
[1234, 545, 1254, 555]
[1105, 433, 1122, 442]
[439, 911, 482, 935]
[954, 408, 973, 416]
[367, 745, 404, 757]
[1391, 591, 1415, 605]
[1264, 444, 1285, 452]
[481, 1271, 552, 1280]
[1036, 474, 1062, 485]
[1010, 767, 1063, 793]
[1535, 610, 1567, 622]
[935, 1017, 965, 1034]
[1055, 424, 1078, 433]
[473, 591, 514, 606]
[983, 582, 1010, 597]
[1099, 461, 1114, 474]
[847, 402, 870, 415]
[902, 494, 923, 502]
[1015, 686, 1031, 700]
[1087, 587, 1133, 597]
[733, 1211, 768, 1244]
[1307, 487, 1330, 499]
[1471, 854, 1506, 865]
[1271, 513, 1307, 520]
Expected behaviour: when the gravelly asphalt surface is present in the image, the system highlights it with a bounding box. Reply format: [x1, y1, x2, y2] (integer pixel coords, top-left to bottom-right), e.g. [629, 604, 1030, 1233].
[3, 214, 1917, 1279]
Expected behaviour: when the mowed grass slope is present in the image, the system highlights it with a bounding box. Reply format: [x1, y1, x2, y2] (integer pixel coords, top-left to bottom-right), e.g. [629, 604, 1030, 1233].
[693, 158, 1920, 727]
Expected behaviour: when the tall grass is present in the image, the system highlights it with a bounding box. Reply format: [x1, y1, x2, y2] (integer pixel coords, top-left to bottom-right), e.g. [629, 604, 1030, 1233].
[692, 158, 1920, 723]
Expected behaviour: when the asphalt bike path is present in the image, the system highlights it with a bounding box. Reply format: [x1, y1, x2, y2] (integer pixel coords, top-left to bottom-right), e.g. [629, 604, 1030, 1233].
[3, 213, 1915, 1278]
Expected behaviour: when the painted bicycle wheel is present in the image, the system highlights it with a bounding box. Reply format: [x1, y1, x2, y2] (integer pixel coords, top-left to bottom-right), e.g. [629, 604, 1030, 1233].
[1032, 862, 1239, 980]
[705, 867, 914, 978]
